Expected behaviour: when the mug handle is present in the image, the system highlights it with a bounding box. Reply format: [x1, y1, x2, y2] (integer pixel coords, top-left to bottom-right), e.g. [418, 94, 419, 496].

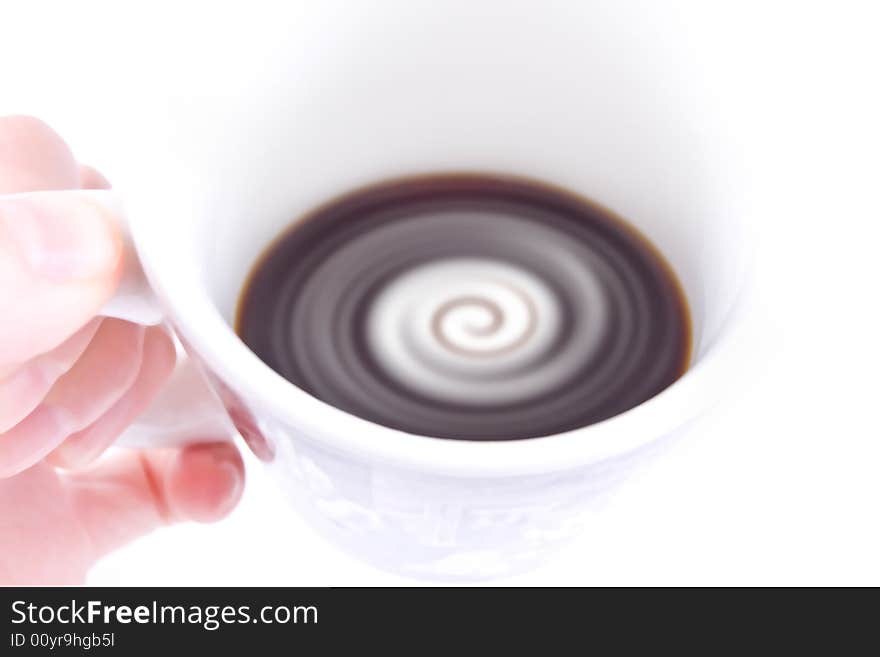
[78, 189, 235, 449]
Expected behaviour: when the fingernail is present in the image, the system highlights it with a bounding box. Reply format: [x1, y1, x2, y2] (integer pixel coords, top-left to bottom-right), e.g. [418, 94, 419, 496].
[209, 443, 245, 507]
[0, 192, 121, 281]
[215, 459, 245, 516]
[181, 442, 245, 521]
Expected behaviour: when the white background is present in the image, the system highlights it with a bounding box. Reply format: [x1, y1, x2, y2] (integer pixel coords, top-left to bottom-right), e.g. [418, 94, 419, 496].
[1, 1, 878, 585]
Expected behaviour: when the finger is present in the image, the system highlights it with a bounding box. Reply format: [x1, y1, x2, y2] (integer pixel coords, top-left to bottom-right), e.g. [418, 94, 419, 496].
[78, 164, 111, 190]
[0, 115, 79, 194]
[0, 318, 102, 433]
[0, 192, 123, 367]
[63, 442, 244, 559]
[48, 326, 176, 469]
[0, 320, 145, 478]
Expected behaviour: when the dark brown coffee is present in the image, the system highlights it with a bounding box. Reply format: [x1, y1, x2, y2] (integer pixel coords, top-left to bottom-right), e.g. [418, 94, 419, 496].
[236, 174, 691, 440]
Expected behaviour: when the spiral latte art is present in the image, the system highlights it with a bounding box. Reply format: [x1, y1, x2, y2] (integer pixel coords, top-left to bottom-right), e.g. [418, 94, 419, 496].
[237, 175, 691, 440]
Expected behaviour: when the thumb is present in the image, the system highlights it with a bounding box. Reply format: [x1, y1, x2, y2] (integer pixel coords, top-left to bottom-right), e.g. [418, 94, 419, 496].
[62, 442, 244, 560]
[0, 191, 122, 368]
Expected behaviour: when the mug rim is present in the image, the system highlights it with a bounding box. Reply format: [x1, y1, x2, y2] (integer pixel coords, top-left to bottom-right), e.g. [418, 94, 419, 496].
[129, 185, 754, 477]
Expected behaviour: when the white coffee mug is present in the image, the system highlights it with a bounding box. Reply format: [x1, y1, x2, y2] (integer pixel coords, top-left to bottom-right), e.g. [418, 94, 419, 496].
[76, 1, 754, 579]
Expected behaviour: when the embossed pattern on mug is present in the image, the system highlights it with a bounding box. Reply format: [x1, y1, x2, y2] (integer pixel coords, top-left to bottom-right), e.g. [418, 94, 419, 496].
[237, 174, 691, 440]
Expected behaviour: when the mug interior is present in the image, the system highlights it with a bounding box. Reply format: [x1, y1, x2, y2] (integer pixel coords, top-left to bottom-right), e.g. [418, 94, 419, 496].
[128, 0, 752, 473]
[185, 2, 746, 358]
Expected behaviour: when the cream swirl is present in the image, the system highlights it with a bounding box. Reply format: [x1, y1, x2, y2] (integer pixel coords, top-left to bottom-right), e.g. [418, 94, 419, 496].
[367, 258, 603, 405]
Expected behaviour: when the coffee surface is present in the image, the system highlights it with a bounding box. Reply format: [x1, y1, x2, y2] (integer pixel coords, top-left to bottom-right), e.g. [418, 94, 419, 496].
[236, 174, 691, 440]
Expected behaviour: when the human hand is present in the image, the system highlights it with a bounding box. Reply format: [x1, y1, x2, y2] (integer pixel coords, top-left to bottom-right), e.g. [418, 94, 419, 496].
[0, 116, 244, 585]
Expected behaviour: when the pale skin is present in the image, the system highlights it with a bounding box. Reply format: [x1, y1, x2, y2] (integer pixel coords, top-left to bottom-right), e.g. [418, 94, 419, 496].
[0, 116, 245, 584]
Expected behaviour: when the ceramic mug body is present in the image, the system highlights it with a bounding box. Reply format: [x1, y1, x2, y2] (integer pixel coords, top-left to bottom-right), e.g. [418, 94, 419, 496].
[119, 0, 753, 578]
